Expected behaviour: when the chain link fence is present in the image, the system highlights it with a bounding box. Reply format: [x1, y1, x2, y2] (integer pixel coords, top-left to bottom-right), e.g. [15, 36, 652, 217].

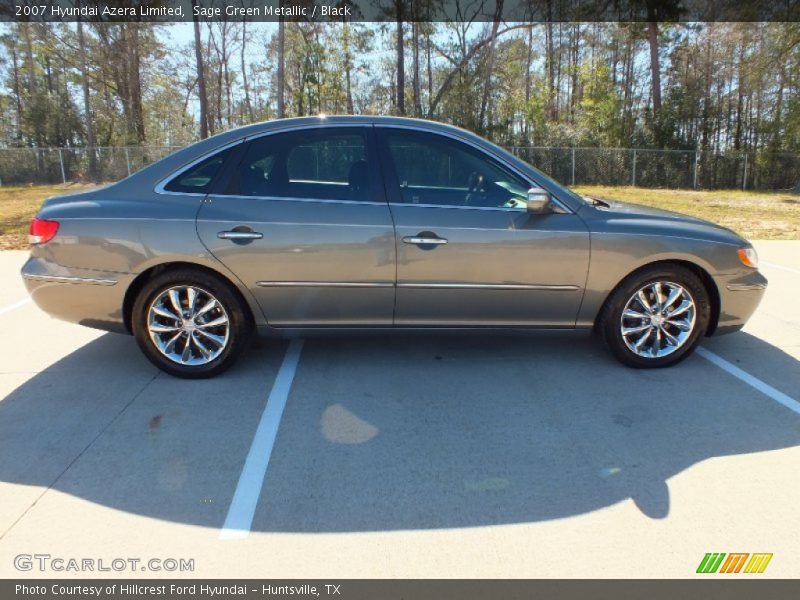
[509, 147, 800, 191]
[0, 145, 798, 191]
[0, 146, 180, 187]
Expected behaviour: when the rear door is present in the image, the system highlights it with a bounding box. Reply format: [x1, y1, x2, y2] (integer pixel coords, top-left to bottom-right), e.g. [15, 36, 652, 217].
[195, 126, 396, 326]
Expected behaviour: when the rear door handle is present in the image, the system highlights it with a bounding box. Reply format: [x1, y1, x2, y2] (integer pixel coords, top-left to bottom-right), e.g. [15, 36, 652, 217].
[402, 236, 448, 245]
[217, 230, 263, 240]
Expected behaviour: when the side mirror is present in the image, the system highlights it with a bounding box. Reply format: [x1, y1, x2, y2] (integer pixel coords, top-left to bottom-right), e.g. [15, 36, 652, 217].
[526, 187, 552, 214]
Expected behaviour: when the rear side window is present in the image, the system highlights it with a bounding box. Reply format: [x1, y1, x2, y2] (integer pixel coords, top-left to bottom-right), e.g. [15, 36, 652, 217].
[164, 147, 233, 194]
[226, 128, 373, 202]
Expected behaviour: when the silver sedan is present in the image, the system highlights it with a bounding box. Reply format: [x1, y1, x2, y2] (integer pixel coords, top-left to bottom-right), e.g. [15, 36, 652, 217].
[22, 116, 766, 378]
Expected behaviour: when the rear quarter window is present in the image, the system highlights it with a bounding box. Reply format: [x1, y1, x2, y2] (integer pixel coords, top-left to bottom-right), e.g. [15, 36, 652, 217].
[163, 147, 233, 194]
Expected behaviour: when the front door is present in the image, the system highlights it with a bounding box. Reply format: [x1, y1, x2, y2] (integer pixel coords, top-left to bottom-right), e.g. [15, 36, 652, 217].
[376, 127, 590, 327]
[195, 126, 396, 326]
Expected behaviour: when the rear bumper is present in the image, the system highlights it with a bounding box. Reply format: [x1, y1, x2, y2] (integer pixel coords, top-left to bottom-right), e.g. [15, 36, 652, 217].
[712, 269, 767, 336]
[21, 256, 132, 333]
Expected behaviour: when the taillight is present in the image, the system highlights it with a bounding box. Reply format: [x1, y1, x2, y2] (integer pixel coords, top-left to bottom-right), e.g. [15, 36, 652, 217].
[29, 218, 59, 245]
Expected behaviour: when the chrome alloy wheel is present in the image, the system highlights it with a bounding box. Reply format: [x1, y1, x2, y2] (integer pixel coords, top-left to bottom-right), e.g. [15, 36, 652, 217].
[620, 281, 697, 359]
[147, 285, 230, 366]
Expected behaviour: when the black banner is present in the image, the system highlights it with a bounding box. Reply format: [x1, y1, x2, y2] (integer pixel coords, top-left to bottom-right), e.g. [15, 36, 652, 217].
[1, 0, 799, 23]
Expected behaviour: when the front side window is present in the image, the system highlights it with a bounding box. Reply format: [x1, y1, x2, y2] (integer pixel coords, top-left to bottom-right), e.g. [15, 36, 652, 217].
[163, 147, 233, 194]
[379, 129, 529, 209]
[227, 128, 373, 202]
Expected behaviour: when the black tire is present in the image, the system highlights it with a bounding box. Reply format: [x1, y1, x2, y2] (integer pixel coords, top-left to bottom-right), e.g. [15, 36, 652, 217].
[598, 264, 711, 368]
[132, 268, 253, 379]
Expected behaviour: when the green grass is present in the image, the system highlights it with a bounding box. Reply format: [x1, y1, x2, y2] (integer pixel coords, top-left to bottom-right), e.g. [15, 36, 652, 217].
[573, 186, 800, 241]
[0, 183, 98, 249]
[1, 184, 798, 249]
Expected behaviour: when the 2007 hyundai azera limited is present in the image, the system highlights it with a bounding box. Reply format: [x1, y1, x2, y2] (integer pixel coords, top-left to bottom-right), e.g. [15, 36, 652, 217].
[22, 116, 767, 378]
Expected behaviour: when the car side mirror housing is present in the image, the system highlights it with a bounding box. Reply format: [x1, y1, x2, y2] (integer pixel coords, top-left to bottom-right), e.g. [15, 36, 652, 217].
[526, 187, 552, 214]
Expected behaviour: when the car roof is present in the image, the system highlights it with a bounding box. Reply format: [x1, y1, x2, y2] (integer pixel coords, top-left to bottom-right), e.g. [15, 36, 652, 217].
[217, 114, 478, 140]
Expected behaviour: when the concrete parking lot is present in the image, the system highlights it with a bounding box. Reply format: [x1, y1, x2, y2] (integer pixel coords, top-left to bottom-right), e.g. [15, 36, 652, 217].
[0, 242, 799, 578]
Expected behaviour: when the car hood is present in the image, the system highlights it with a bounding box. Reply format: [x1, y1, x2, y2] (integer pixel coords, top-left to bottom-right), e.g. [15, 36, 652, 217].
[580, 197, 747, 245]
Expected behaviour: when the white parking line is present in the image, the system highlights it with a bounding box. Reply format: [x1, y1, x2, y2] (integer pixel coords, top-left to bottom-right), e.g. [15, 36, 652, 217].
[0, 298, 31, 317]
[762, 261, 800, 275]
[219, 339, 305, 540]
[697, 347, 800, 416]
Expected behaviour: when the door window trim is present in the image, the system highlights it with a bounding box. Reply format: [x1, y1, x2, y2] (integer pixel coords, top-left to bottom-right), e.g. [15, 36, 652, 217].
[201, 194, 388, 207]
[375, 125, 573, 214]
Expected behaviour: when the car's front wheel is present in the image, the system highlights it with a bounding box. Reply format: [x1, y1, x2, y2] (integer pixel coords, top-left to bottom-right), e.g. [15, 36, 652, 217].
[132, 269, 252, 378]
[599, 264, 711, 368]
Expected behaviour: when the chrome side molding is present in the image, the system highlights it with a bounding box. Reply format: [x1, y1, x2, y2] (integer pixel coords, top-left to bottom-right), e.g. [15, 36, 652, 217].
[256, 281, 394, 288]
[397, 283, 581, 291]
[22, 273, 118, 286]
[254, 281, 580, 291]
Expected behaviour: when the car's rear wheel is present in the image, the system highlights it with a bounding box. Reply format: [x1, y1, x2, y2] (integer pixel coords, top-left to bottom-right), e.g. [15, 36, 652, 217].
[599, 264, 711, 368]
[132, 269, 252, 378]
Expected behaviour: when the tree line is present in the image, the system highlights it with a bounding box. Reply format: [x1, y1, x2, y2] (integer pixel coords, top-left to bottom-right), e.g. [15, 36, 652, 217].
[1, 16, 798, 185]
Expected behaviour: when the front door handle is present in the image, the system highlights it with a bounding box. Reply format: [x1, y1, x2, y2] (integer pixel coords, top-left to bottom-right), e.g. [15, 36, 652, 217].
[402, 235, 448, 245]
[217, 230, 263, 241]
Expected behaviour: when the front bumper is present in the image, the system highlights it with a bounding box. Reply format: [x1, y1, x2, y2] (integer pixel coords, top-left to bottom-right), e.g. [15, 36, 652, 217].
[21, 256, 133, 333]
[712, 269, 767, 336]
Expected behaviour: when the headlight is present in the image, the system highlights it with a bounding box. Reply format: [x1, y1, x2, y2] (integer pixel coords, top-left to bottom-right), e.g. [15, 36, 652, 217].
[737, 246, 759, 269]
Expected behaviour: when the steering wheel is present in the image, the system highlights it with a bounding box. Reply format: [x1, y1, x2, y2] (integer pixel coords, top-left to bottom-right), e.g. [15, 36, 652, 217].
[464, 172, 484, 206]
